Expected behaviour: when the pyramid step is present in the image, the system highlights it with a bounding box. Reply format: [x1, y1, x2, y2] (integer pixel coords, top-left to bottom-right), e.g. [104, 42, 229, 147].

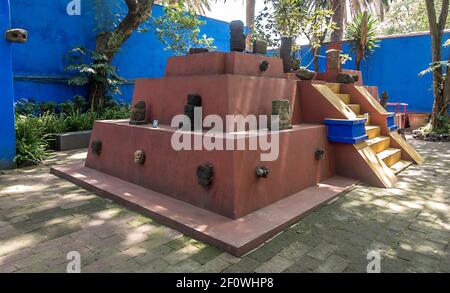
[326, 83, 341, 94]
[390, 160, 413, 174]
[348, 104, 361, 115]
[366, 125, 381, 139]
[366, 136, 390, 153]
[358, 114, 370, 125]
[378, 148, 402, 167]
[337, 94, 351, 104]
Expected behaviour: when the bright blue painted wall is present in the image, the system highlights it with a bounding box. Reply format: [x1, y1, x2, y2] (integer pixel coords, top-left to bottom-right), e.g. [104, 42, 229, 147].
[10, 1, 230, 103]
[300, 32, 450, 113]
[0, 0, 16, 169]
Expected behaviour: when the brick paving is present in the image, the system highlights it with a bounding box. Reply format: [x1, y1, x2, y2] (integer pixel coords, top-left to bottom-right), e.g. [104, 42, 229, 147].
[0, 136, 449, 273]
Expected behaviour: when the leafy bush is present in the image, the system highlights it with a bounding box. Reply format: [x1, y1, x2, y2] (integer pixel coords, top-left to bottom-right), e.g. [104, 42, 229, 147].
[14, 99, 131, 167]
[14, 115, 50, 167]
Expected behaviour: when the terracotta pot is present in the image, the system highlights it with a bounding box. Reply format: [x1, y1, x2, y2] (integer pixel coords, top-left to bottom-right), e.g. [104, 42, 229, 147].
[253, 40, 267, 55]
[408, 113, 430, 130]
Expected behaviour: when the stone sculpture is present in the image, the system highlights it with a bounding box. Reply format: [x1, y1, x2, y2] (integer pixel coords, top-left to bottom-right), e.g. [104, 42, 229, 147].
[296, 67, 315, 80]
[256, 166, 270, 178]
[336, 73, 356, 84]
[183, 95, 202, 130]
[130, 101, 147, 125]
[272, 99, 293, 130]
[230, 20, 246, 52]
[91, 140, 102, 156]
[134, 150, 146, 165]
[197, 163, 214, 187]
[380, 91, 388, 109]
[260, 61, 269, 72]
[189, 48, 209, 55]
[326, 49, 341, 71]
[315, 149, 326, 161]
[5, 29, 28, 43]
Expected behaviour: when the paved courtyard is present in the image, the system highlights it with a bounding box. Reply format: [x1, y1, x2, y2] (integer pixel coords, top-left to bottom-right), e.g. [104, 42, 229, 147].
[0, 136, 449, 273]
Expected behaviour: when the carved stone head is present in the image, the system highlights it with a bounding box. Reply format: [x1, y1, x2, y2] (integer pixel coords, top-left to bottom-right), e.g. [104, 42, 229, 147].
[91, 140, 102, 156]
[315, 149, 326, 161]
[197, 163, 214, 187]
[134, 150, 145, 165]
[260, 61, 269, 72]
[5, 29, 28, 43]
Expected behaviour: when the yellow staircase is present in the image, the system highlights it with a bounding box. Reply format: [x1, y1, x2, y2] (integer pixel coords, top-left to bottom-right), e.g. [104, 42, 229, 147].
[326, 83, 412, 174]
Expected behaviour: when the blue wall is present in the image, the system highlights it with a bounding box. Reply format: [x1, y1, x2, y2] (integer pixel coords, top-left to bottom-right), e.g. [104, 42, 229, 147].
[300, 32, 450, 113]
[10, 1, 231, 103]
[0, 0, 16, 169]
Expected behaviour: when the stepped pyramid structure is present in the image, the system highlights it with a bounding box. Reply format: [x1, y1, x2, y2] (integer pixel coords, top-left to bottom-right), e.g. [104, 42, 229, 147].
[52, 46, 423, 256]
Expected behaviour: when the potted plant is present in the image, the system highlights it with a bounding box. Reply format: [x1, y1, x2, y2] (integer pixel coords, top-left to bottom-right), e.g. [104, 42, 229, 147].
[346, 11, 380, 70]
[252, 38, 268, 55]
[408, 113, 431, 130]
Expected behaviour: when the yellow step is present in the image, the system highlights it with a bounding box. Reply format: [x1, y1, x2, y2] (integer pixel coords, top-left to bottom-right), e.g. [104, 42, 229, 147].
[327, 83, 341, 94]
[366, 125, 381, 139]
[337, 94, 351, 104]
[358, 114, 370, 125]
[378, 148, 402, 167]
[348, 104, 361, 115]
[366, 136, 390, 153]
[390, 160, 413, 174]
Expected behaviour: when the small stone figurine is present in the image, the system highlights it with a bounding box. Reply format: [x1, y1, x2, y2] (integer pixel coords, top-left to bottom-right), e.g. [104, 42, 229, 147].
[130, 101, 147, 125]
[134, 150, 146, 165]
[229, 20, 246, 52]
[271, 100, 293, 130]
[380, 91, 389, 109]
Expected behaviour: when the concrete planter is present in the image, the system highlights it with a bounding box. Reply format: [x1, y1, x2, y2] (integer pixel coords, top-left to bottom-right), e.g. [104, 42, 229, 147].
[387, 113, 399, 132]
[408, 113, 430, 130]
[54, 130, 92, 151]
[324, 118, 368, 144]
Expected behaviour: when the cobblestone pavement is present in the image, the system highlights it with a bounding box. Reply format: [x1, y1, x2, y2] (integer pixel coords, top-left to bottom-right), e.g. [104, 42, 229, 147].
[0, 136, 449, 273]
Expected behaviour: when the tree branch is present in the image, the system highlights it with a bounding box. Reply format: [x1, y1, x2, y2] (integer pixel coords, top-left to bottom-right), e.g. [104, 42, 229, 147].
[438, 0, 449, 31]
[425, 0, 438, 36]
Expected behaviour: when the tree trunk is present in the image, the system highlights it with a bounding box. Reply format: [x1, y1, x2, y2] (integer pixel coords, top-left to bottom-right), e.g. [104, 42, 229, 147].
[425, 0, 449, 131]
[313, 47, 320, 72]
[331, 0, 346, 42]
[280, 37, 293, 73]
[89, 0, 155, 111]
[245, 0, 256, 51]
[356, 46, 363, 70]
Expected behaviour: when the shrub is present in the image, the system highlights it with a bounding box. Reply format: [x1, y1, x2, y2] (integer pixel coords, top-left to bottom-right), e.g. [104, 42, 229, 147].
[14, 115, 50, 167]
[14, 100, 131, 167]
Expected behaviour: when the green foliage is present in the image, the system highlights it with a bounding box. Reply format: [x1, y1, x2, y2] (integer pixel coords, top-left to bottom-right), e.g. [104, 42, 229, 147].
[299, 5, 337, 50]
[418, 41, 449, 101]
[14, 114, 50, 167]
[14, 100, 131, 167]
[254, 0, 305, 47]
[379, 0, 450, 35]
[143, 3, 215, 55]
[419, 61, 450, 77]
[65, 47, 125, 98]
[346, 12, 380, 56]
[254, 0, 336, 57]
